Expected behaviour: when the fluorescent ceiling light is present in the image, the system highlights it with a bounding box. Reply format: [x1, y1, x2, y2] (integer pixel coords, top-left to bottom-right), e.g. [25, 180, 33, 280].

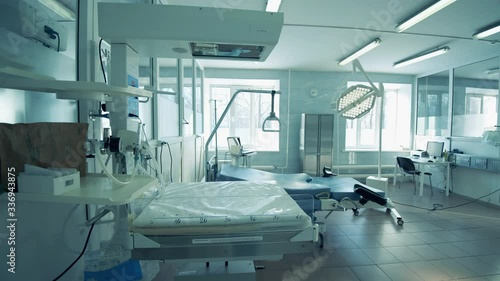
[473, 24, 500, 39]
[337, 85, 377, 119]
[38, 0, 76, 21]
[393, 46, 450, 68]
[486, 68, 499, 76]
[266, 0, 282, 12]
[395, 0, 456, 32]
[338, 38, 381, 66]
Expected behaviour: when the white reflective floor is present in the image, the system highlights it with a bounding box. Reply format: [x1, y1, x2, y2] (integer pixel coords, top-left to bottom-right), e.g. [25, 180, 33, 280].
[256, 182, 500, 281]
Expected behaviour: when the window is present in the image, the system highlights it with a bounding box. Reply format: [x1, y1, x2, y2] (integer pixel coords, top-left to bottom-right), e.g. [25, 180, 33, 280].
[465, 87, 497, 115]
[345, 82, 411, 150]
[205, 79, 280, 151]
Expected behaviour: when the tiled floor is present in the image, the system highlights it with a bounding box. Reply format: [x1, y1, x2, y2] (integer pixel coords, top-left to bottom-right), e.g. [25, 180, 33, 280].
[254, 182, 500, 281]
[152, 182, 500, 281]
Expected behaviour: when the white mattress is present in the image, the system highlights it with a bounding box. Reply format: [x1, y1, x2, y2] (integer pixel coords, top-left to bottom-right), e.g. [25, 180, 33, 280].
[131, 181, 311, 235]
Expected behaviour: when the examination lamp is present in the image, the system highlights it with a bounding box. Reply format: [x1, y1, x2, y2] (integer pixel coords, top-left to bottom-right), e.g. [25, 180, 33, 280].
[262, 90, 281, 132]
[336, 60, 382, 119]
[335, 59, 385, 180]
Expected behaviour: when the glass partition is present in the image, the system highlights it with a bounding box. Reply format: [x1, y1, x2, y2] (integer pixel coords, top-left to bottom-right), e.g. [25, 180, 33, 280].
[194, 61, 204, 134]
[416, 70, 450, 136]
[452, 57, 499, 137]
[183, 59, 194, 136]
[158, 58, 179, 138]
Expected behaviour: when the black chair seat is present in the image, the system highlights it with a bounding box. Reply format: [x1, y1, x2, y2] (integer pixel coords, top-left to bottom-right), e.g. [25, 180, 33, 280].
[396, 157, 433, 196]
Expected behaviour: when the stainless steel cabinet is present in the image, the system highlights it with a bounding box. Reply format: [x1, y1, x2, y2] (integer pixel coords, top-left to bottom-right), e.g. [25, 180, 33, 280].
[300, 114, 334, 176]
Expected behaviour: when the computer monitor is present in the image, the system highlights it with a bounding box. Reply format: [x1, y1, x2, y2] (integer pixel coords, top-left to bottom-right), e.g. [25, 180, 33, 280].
[227, 137, 241, 148]
[426, 141, 444, 159]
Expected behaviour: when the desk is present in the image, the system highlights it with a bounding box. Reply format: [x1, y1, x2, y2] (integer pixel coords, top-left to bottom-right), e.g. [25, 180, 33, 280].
[231, 151, 257, 168]
[393, 157, 451, 197]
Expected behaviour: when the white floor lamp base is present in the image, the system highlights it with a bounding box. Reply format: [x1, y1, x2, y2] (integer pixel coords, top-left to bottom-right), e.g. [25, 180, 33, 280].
[366, 176, 388, 191]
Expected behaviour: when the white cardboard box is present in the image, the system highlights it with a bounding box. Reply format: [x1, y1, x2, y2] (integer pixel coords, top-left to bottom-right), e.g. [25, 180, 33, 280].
[366, 176, 388, 192]
[18, 172, 80, 195]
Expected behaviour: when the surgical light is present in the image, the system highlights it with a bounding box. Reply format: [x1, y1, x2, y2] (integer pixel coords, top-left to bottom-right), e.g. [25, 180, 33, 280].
[38, 0, 76, 21]
[395, 0, 456, 32]
[334, 59, 385, 180]
[338, 38, 381, 66]
[393, 46, 450, 68]
[473, 24, 500, 39]
[337, 85, 377, 119]
[266, 0, 282, 12]
[336, 60, 382, 119]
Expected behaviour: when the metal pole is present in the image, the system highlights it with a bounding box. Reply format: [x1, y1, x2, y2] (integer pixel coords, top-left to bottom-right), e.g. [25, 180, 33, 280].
[205, 89, 281, 181]
[378, 83, 385, 178]
[213, 100, 218, 169]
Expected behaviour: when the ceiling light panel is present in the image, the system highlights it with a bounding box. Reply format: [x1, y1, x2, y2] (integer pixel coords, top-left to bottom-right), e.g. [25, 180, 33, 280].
[393, 46, 450, 68]
[395, 0, 456, 32]
[473, 24, 500, 39]
[338, 38, 381, 66]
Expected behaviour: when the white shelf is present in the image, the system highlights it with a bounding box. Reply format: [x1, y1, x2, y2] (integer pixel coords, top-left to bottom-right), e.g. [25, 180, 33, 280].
[2, 174, 159, 206]
[0, 77, 152, 101]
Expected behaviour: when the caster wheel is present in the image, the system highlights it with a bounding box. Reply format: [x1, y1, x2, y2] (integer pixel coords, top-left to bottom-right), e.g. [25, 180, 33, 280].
[397, 219, 404, 226]
[318, 234, 324, 248]
[353, 209, 359, 216]
[386, 208, 391, 214]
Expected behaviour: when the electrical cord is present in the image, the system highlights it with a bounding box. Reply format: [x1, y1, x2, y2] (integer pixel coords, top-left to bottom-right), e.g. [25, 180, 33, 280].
[393, 188, 500, 212]
[98, 38, 107, 84]
[44, 25, 60, 52]
[52, 223, 95, 281]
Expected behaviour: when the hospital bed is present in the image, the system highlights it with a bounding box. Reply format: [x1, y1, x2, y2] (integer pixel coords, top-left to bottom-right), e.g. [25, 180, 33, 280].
[217, 164, 404, 230]
[128, 181, 318, 279]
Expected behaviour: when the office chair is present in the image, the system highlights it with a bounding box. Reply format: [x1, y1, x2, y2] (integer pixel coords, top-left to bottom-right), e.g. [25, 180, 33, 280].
[396, 157, 433, 196]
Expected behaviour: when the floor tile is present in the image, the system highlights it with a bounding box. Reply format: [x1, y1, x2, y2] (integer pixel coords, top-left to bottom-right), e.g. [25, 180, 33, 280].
[336, 249, 374, 266]
[385, 246, 425, 262]
[455, 257, 500, 276]
[477, 254, 500, 270]
[430, 242, 471, 258]
[411, 231, 447, 244]
[430, 259, 477, 279]
[391, 233, 426, 246]
[408, 244, 449, 260]
[348, 235, 383, 248]
[361, 248, 400, 264]
[324, 235, 358, 250]
[405, 261, 452, 281]
[378, 263, 424, 281]
[350, 265, 391, 281]
[483, 275, 500, 281]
